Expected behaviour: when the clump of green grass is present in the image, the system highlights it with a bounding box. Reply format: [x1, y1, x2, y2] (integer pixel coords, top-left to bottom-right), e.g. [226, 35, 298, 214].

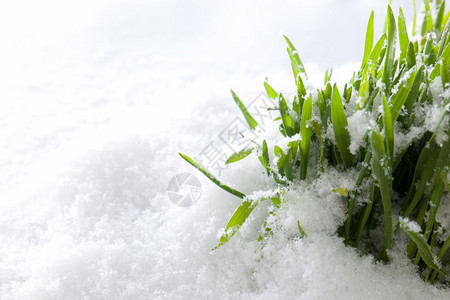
[180, 0, 450, 284]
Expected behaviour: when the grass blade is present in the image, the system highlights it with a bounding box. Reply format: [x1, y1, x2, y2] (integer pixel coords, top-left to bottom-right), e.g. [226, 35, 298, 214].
[399, 218, 447, 277]
[391, 66, 418, 122]
[403, 140, 440, 217]
[179, 153, 246, 199]
[264, 81, 278, 100]
[226, 147, 254, 164]
[331, 84, 353, 167]
[355, 183, 377, 247]
[431, 236, 450, 281]
[442, 59, 450, 89]
[345, 150, 372, 244]
[423, 35, 436, 65]
[297, 73, 307, 100]
[274, 146, 286, 177]
[438, 13, 450, 58]
[297, 220, 307, 237]
[383, 5, 397, 91]
[402, 65, 423, 115]
[424, 136, 450, 239]
[398, 8, 409, 63]
[361, 11, 374, 69]
[371, 129, 392, 261]
[259, 140, 270, 175]
[279, 94, 295, 137]
[231, 90, 258, 130]
[422, 0, 434, 36]
[383, 96, 394, 161]
[300, 95, 313, 179]
[324, 68, 333, 85]
[283, 34, 308, 80]
[361, 34, 386, 78]
[284, 147, 294, 181]
[435, 0, 446, 31]
[406, 42, 417, 69]
[215, 195, 280, 249]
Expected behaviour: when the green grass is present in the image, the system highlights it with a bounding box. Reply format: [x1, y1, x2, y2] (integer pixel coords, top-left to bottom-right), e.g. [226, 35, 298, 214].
[180, 1, 450, 285]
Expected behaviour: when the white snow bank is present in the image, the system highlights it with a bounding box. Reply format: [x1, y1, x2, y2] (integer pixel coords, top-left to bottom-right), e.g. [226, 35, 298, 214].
[0, 120, 449, 298]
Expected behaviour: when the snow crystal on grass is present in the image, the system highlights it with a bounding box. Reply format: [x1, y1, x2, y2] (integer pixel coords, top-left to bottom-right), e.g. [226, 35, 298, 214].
[393, 123, 424, 157]
[399, 217, 422, 233]
[424, 104, 449, 145]
[347, 110, 371, 155]
[245, 189, 280, 202]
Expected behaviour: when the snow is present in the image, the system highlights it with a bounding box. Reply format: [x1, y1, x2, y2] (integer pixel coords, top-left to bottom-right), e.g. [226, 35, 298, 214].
[436, 192, 450, 241]
[347, 110, 372, 155]
[399, 217, 422, 234]
[0, 0, 449, 299]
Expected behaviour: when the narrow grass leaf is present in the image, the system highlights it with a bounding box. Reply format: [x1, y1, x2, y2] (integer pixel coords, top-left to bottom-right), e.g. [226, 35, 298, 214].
[431, 236, 450, 281]
[231, 90, 258, 130]
[423, 36, 436, 65]
[383, 96, 394, 161]
[216, 195, 279, 248]
[424, 136, 450, 239]
[297, 74, 307, 99]
[300, 95, 313, 179]
[355, 183, 377, 247]
[324, 68, 333, 85]
[345, 150, 372, 244]
[442, 59, 450, 89]
[382, 5, 397, 90]
[366, 34, 386, 75]
[258, 140, 270, 174]
[361, 11, 374, 69]
[283, 34, 308, 80]
[398, 8, 409, 63]
[441, 169, 450, 188]
[400, 218, 447, 277]
[343, 83, 352, 103]
[421, 0, 434, 36]
[371, 129, 392, 260]
[279, 94, 295, 137]
[435, 1, 446, 31]
[403, 140, 440, 217]
[274, 146, 286, 176]
[297, 220, 307, 237]
[440, 42, 450, 67]
[407, 42, 417, 69]
[438, 14, 450, 58]
[431, 62, 442, 82]
[264, 81, 278, 100]
[331, 84, 353, 167]
[226, 147, 253, 164]
[402, 65, 423, 114]
[284, 148, 294, 181]
[391, 66, 417, 121]
[179, 153, 246, 199]
[444, 11, 450, 32]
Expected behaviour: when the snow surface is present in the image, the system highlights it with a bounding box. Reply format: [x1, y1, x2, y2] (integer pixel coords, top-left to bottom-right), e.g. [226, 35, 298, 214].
[0, 0, 449, 299]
